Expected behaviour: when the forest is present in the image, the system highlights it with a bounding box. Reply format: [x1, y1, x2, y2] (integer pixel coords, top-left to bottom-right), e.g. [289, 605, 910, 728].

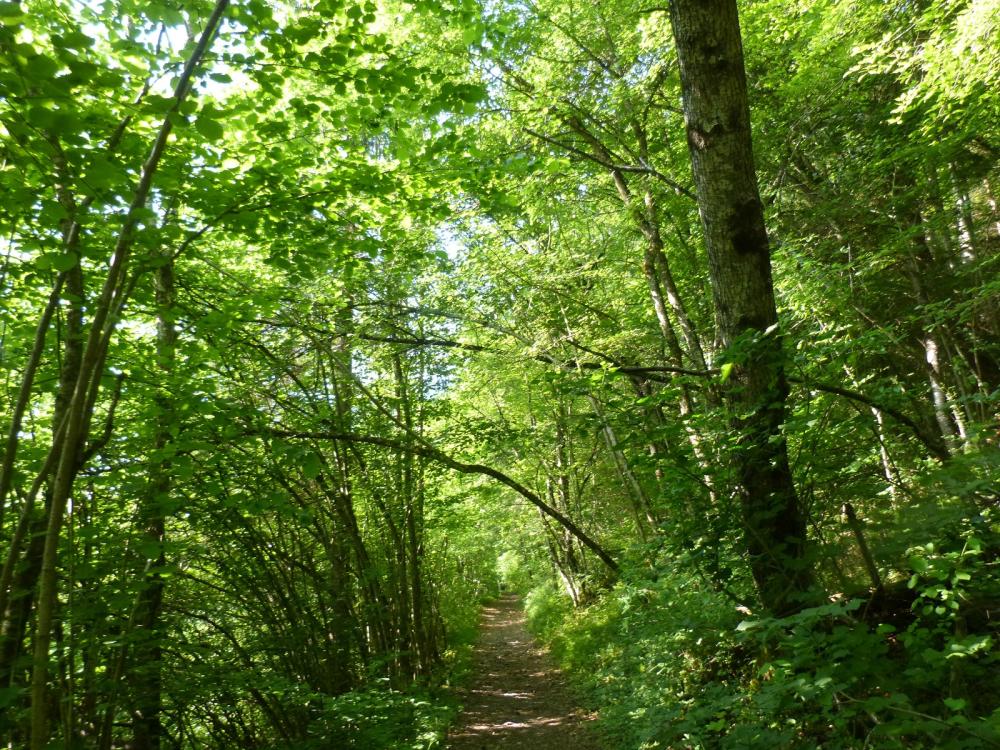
[0, 0, 998, 748]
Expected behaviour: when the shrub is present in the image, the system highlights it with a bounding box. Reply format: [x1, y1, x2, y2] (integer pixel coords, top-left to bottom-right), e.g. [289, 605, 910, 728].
[529, 535, 1000, 750]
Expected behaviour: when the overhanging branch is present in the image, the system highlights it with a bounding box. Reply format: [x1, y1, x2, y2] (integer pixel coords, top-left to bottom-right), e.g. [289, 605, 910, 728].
[260, 427, 620, 574]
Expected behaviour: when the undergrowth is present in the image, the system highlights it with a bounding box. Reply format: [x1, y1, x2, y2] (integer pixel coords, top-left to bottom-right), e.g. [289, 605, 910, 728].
[302, 685, 458, 749]
[295, 591, 488, 748]
[525, 510, 1000, 749]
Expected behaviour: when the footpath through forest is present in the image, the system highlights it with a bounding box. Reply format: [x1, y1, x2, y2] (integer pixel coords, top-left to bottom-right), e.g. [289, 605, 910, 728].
[447, 594, 603, 750]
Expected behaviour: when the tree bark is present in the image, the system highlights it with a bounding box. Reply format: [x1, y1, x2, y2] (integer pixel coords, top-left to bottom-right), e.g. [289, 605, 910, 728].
[668, 0, 814, 614]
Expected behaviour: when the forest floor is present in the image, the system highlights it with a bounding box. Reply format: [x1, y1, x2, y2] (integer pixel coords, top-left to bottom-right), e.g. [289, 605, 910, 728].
[446, 594, 602, 750]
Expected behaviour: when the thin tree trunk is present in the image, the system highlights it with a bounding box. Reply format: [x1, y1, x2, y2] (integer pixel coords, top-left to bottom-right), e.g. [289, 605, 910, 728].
[29, 5, 230, 746]
[0, 276, 64, 533]
[128, 254, 177, 750]
[984, 177, 1000, 238]
[588, 395, 655, 536]
[871, 406, 901, 505]
[950, 164, 978, 260]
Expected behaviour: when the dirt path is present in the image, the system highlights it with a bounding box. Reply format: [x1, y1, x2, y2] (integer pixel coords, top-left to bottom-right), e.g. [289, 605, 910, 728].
[446, 594, 602, 750]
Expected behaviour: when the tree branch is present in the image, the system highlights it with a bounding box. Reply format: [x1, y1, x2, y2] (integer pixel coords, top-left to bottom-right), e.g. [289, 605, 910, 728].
[790, 378, 950, 462]
[259, 427, 620, 574]
[523, 126, 695, 199]
[82, 373, 125, 463]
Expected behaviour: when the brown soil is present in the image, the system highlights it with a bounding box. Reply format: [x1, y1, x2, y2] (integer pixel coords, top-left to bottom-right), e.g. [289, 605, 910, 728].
[446, 594, 603, 750]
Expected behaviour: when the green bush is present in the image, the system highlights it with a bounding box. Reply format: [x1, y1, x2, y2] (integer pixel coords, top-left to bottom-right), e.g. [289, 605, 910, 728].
[302, 685, 457, 750]
[524, 579, 575, 640]
[529, 538, 1000, 750]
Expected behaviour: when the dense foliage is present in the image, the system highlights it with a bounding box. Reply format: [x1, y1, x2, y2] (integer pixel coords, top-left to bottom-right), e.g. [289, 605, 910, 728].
[1, 0, 998, 748]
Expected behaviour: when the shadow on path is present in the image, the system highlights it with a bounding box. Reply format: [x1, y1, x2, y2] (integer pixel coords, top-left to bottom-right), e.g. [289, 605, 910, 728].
[447, 594, 602, 750]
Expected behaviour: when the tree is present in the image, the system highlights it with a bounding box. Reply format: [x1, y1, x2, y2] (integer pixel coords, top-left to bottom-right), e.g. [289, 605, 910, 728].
[666, 0, 814, 613]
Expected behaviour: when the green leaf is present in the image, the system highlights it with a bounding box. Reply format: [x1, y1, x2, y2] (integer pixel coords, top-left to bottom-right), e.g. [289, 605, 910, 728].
[194, 114, 225, 142]
[301, 452, 321, 479]
[0, 686, 23, 709]
[326, 49, 348, 67]
[50, 253, 78, 272]
[719, 362, 735, 382]
[456, 83, 486, 103]
[136, 538, 163, 560]
[158, 5, 185, 25]
[25, 54, 60, 79]
[145, 94, 176, 114]
[56, 30, 94, 49]
[26, 105, 57, 128]
[83, 155, 123, 190]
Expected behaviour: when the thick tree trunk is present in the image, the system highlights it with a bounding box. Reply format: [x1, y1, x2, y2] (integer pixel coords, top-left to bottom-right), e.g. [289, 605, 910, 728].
[668, 0, 814, 614]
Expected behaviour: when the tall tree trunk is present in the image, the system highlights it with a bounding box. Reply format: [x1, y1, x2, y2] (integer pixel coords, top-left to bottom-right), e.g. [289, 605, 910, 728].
[128, 256, 176, 750]
[667, 0, 814, 614]
[901, 205, 965, 454]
